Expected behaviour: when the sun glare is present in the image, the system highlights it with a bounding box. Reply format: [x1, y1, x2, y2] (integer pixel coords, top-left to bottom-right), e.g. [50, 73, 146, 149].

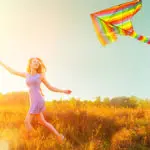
[0, 69, 3, 93]
[0, 140, 9, 150]
[0, 69, 9, 94]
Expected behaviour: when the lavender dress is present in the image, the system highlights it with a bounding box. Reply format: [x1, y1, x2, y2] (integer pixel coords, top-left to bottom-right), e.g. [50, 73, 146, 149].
[26, 73, 45, 114]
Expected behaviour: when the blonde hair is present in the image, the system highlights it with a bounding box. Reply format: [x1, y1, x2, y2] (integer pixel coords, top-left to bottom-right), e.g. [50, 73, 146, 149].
[26, 57, 46, 96]
[26, 57, 46, 73]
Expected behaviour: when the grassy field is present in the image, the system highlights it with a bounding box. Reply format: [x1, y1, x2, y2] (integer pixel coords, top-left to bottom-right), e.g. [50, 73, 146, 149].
[0, 100, 150, 150]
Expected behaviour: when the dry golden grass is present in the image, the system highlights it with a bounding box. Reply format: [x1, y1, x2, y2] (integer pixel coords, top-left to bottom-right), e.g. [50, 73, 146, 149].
[0, 100, 149, 150]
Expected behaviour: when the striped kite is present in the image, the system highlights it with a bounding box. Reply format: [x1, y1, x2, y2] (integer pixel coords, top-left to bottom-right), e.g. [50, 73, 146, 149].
[90, 0, 150, 46]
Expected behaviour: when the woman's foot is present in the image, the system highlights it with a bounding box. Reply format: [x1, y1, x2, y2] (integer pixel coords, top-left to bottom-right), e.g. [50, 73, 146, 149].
[56, 134, 65, 144]
[30, 130, 38, 138]
[21, 130, 38, 140]
[21, 131, 31, 140]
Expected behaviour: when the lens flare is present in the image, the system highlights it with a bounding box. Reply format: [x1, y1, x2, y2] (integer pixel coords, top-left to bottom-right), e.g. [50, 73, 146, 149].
[0, 140, 9, 150]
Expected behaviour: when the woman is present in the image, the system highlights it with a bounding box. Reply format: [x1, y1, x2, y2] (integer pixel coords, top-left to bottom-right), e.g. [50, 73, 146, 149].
[0, 57, 72, 144]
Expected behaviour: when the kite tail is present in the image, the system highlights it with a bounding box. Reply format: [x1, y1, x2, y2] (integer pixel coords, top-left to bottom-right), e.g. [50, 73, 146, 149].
[130, 31, 150, 44]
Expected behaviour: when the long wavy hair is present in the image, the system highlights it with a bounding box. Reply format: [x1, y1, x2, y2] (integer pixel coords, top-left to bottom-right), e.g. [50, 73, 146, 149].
[26, 57, 46, 74]
[26, 57, 46, 96]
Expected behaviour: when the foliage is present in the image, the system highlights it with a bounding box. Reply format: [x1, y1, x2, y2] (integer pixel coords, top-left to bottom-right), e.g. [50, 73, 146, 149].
[0, 92, 149, 149]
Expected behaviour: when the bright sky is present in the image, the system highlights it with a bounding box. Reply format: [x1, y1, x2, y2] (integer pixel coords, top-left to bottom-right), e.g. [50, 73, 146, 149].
[0, 0, 150, 101]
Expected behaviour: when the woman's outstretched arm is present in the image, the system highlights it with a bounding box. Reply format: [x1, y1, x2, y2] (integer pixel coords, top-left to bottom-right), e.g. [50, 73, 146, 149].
[41, 73, 72, 94]
[0, 60, 26, 78]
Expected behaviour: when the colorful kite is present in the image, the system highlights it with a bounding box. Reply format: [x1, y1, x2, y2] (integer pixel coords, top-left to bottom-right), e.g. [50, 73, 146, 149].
[90, 0, 150, 46]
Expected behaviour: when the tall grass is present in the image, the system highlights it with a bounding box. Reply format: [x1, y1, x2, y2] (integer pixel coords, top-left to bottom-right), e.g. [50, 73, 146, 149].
[0, 100, 149, 150]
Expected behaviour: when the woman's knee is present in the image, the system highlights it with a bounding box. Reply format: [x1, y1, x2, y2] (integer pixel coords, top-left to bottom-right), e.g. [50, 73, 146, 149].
[35, 113, 47, 125]
[38, 118, 47, 125]
[24, 118, 31, 125]
[24, 120, 28, 126]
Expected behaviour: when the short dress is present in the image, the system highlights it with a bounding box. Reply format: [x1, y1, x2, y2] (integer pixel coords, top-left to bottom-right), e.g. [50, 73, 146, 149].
[26, 73, 46, 114]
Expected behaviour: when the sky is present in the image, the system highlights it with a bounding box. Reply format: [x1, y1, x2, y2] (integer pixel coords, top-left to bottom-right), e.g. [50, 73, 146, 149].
[0, 0, 150, 101]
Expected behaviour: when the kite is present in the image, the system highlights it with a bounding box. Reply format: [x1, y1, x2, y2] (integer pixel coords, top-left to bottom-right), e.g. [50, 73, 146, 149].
[90, 0, 150, 46]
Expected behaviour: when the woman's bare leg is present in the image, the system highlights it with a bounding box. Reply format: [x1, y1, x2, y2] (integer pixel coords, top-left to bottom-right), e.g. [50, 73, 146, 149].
[36, 113, 59, 136]
[36, 113, 64, 143]
[24, 112, 35, 137]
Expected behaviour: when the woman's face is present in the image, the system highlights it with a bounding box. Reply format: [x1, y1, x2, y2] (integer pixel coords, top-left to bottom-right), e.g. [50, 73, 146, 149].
[30, 58, 40, 70]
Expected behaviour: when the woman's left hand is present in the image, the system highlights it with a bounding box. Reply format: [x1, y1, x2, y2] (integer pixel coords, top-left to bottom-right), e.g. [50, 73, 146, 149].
[0, 60, 3, 65]
[63, 90, 72, 94]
